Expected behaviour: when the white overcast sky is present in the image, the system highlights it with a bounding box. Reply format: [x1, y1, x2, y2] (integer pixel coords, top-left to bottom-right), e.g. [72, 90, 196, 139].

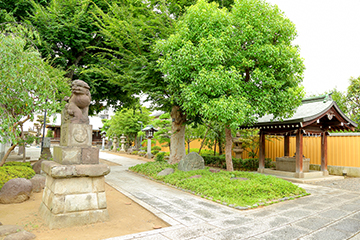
[266, 0, 360, 96]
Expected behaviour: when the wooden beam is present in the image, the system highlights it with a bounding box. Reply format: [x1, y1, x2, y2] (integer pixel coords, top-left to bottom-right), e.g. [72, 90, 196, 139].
[321, 132, 329, 176]
[258, 130, 265, 172]
[295, 129, 304, 178]
[284, 135, 290, 156]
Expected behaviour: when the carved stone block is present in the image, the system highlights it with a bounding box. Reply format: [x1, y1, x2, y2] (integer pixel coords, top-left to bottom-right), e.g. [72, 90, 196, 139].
[81, 147, 99, 164]
[53, 146, 81, 165]
[60, 123, 92, 147]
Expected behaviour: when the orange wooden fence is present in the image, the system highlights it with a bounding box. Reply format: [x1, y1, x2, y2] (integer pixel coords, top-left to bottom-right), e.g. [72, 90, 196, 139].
[155, 133, 360, 168]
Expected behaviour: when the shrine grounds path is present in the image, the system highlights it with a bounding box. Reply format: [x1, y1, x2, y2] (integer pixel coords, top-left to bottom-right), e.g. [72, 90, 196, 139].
[100, 151, 360, 240]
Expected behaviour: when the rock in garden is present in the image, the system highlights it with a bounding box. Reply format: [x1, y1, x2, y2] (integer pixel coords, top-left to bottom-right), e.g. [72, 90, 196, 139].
[178, 152, 205, 172]
[30, 174, 46, 193]
[189, 175, 202, 179]
[0, 178, 33, 204]
[4, 230, 36, 240]
[157, 168, 174, 176]
[230, 177, 248, 181]
[0, 225, 24, 237]
[32, 159, 44, 174]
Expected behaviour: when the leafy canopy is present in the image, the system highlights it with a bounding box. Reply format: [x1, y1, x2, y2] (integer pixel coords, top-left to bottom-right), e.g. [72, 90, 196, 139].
[157, 0, 305, 128]
[0, 25, 70, 145]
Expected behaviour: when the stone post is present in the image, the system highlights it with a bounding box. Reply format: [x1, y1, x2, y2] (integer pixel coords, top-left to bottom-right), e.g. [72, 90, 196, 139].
[147, 138, 152, 159]
[39, 80, 110, 229]
[120, 134, 126, 152]
[112, 137, 118, 152]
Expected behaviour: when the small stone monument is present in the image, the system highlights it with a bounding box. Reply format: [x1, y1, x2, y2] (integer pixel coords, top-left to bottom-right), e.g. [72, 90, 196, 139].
[39, 80, 110, 229]
[232, 132, 243, 159]
[112, 136, 118, 152]
[120, 134, 126, 152]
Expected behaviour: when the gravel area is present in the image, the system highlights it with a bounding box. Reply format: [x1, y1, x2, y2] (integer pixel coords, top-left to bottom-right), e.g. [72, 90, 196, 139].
[309, 177, 360, 192]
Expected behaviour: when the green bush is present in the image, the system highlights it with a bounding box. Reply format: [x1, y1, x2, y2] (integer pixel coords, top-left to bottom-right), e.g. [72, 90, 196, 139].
[0, 166, 36, 190]
[200, 155, 272, 171]
[151, 150, 160, 155]
[138, 151, 146, 156]
[151, 146, 161, 151]
[132, 151, 139, 155]
[155, 152, 166, 162]
[3, 162, 32, 168]
[189, 148, 215, 155]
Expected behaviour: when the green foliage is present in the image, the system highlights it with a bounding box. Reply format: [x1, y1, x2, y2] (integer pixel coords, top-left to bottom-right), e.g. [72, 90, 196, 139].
[106, 107, 150, 146]
[151, 150, 160, 155]
[0, 24, 70, 148]
[0, 165, 36, 190]
[151, 146, 161, 151]
[157, 0, 305, 130]
[201, 154, 272, 171]
[189, 148, 214, 155]
[132, 151, 139, 155]
[129, 162, 307, 206]
[155, 152, 166, 162]
[3, 162, 32, 168]
[150, 113, 171, 148]
[46, 129, 54, 138]
[347, 76, 360, 130]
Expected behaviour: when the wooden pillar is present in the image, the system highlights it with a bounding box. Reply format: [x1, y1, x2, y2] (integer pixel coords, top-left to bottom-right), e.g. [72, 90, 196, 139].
[321, 132, 329, 176]
[258, 130, 265, 173]
[295, 129, 304, 178]
[284, 135, 290, 156]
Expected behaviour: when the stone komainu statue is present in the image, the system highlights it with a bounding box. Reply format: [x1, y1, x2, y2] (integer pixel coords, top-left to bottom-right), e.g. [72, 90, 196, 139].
[63, 80, 91, 124]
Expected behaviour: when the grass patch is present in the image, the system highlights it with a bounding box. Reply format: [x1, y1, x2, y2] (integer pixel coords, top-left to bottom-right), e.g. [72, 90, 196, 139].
[130, 162, 308, 207]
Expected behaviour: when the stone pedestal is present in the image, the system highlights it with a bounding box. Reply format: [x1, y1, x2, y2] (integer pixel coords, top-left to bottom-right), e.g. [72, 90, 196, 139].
[276, 156, 310, 172]
[39, 161, 110, 229]
[40, 122, 110, 229]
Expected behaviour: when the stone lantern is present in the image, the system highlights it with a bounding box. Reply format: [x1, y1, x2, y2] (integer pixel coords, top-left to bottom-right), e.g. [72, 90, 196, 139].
[101, 131, 106, 151]
[142, 125, 158, 159]
[112, 136, 118, 152]
[232, 132, 243, 159]
[120, 134, 126, 152]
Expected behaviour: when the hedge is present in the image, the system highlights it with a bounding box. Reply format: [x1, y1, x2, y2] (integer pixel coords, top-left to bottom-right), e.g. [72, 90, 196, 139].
[201, 154, 272, 171]
[0, 164, 36, 190]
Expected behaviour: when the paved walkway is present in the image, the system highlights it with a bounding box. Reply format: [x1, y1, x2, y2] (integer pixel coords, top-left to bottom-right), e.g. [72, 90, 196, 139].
[101, 152, 360, 240]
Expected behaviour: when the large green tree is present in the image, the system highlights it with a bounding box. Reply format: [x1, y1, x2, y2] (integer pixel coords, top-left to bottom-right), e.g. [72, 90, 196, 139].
[0, 25, 70, 166]
[347, 76, 360, 130]
[157, 0, 305, 170]
[106, 107, 151, 147]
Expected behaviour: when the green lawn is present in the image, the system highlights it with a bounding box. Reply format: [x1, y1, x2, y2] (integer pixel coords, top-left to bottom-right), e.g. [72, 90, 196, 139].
[129, 162, 309, 208]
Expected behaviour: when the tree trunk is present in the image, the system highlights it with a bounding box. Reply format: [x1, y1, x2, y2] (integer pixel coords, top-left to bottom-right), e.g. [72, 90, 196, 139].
[169, 105, 186, 164]
[0, 143, 17, 167]
[198, 127, 209, 154]
[187, 139, 190, 154]
[225, 125, 234, 171]
[218, 137, 223, 155]
[214, 139, 217, 156]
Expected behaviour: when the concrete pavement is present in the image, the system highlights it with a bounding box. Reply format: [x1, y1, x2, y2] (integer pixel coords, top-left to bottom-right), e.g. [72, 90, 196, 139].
[101, 152, 360, 240]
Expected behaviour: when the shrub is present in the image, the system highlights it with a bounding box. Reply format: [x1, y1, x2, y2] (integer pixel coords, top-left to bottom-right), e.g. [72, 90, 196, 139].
[0, 166, 36, 190]
[189, 148, 215, 155]
[151, 146, 161, 151]
[3, 162, 32, 168]
[132, 151, 139, 155]
[200, 155, 272, 171]
[138, 152, 146, 156]
[155, 152, 166, 162]
[151, 150, 159, 155]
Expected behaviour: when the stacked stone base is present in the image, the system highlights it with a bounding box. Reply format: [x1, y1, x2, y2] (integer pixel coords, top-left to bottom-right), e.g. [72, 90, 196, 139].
[40, 161, 110, 229]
